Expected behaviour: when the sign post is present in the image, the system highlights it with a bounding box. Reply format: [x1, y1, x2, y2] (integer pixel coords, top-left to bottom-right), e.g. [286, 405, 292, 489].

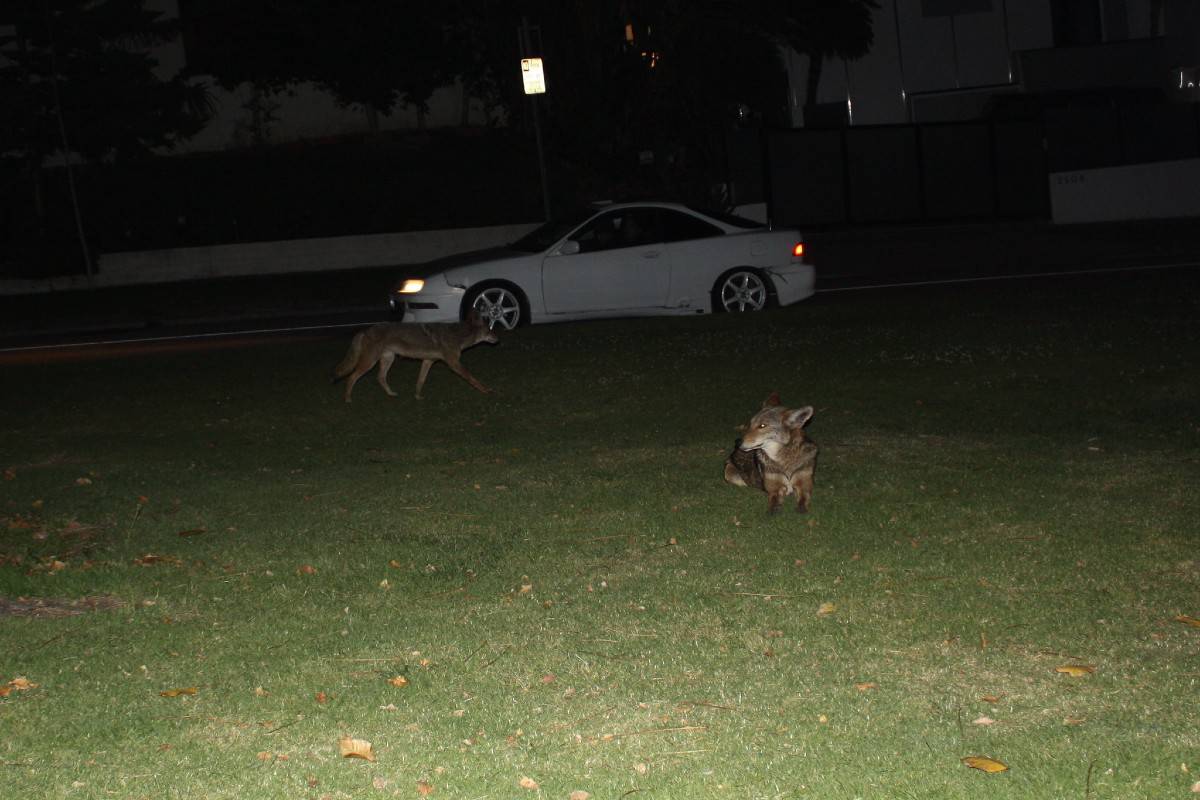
[519, 18, 552, 222]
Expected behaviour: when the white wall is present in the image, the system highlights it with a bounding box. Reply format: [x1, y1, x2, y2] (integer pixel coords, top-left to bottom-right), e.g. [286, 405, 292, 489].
[1050, 158, 1200, 223]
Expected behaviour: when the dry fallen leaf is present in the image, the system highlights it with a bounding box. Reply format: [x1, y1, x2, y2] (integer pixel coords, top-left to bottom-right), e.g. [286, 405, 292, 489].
[518, 776, 539, 790]
[816, 602, 836, 617]
[1055, 664, 1096, 677]
[416, 780, 435, 796]
[973, 715, 997, 726]
[1190, 779, 1200, 793]
[854, 682, 878, 692]
[980, 694, 1004, 703]
[962, 756, 1009, 773]
[338, 737, 376, 762]
[569, 792, 591, 800]
[254, 686, 270, 697]
[388, 675, 409, 688]
[8, 677, 38, 691]
[315, 691, 329, 704]
[1175, 615, 1200, 628]
[297, 564, 317, 575]
[159, 687, 198, 697]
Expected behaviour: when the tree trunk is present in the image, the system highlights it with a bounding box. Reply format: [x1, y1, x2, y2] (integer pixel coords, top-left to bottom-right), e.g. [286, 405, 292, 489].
[804, 51, 824, 122]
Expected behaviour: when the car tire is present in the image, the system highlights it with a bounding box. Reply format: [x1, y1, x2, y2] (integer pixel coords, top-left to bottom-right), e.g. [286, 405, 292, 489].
[464, 282, 528, 330]
[713, 268, 775, 313]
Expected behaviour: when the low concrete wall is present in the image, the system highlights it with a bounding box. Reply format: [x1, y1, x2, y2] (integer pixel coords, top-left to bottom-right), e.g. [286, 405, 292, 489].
[1050, 158, 1200, 224]
[0, 221, 541, 296]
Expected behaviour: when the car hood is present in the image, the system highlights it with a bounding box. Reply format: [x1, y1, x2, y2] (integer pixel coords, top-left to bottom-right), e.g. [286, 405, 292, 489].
[400, 247, 525, 279]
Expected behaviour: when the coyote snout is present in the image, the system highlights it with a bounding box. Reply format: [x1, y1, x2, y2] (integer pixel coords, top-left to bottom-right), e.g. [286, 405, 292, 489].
[332, 310, 498, 402]
[724, 392, 818, 514]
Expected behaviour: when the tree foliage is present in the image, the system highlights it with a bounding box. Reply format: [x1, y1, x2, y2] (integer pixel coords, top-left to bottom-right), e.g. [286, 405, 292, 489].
[0, 0, 213, 166]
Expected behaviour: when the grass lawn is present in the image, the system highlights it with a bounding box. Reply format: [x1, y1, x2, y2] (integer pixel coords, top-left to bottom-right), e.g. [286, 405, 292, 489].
[2, 270, 1198, 799]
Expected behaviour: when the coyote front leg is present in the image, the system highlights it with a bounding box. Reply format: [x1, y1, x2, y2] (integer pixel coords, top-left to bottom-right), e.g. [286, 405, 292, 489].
[443, 357, 492, 395]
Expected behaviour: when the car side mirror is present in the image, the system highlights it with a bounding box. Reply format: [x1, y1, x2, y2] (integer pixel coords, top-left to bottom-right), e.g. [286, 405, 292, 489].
[556, 240, 581, 256]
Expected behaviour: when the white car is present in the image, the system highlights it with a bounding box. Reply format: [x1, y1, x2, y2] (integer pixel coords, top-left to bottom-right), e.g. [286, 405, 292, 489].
[389, 201, 814, 330]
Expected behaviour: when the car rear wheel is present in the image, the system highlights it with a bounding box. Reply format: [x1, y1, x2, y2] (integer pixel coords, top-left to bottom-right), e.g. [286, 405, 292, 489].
[464, 283, 527, 331]
[715, 269, 774, 313]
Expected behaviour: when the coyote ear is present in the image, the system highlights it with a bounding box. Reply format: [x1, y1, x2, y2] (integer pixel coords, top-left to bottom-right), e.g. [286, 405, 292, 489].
[785, 405, 814, 428]
[763, 391, 781, 407]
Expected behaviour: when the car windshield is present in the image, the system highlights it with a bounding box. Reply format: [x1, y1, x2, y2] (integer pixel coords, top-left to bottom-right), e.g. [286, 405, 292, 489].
[691, 207, 764, 229]
[508, 209, 594, 252]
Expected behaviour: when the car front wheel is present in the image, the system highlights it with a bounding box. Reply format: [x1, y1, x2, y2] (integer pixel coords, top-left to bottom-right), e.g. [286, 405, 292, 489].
[715, 269, 774, 313]
[464, 283, 526, 330]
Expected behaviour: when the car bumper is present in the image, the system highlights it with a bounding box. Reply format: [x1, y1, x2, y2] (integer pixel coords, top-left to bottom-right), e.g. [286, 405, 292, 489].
[769, 264, 816, 306]
[388, 287, 465, 324]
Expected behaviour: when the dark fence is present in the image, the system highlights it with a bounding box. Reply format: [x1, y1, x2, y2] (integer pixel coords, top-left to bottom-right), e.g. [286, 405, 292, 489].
[745, 101, 1200, 229]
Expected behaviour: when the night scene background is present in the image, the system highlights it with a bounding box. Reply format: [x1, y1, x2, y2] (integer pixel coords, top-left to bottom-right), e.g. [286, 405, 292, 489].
[1, 2, 1199, 799]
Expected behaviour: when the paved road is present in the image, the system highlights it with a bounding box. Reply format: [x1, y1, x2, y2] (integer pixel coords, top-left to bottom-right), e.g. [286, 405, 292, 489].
[3, 218, 1200, 352]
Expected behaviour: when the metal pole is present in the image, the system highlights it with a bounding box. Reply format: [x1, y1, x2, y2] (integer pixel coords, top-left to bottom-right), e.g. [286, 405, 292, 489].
[44, 0, 93, 283]
[520, 17, 552, 222]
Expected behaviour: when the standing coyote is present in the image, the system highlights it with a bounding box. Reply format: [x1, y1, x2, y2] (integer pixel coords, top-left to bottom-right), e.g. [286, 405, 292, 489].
[332, 312, 498, 402]
[724, 392, 819, 513]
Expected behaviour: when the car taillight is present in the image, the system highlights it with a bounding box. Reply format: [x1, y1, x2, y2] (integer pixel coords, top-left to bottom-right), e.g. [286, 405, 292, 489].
[792, 242, 805, 258]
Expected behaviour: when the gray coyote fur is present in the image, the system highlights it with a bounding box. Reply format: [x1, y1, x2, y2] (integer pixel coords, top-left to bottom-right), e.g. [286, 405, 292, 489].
[332, 312, 498, 402]
[725, 392, 819, 513]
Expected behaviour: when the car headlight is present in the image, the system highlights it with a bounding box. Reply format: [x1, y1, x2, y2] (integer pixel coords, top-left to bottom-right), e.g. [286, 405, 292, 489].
[398, 279, 425, 294]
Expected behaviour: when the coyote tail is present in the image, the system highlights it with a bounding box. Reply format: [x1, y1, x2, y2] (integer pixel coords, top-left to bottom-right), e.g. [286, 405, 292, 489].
[331, 331, 365, 384]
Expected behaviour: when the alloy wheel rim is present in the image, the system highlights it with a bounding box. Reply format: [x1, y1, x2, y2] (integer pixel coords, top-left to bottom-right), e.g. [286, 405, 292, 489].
[721, 273, 766, 312]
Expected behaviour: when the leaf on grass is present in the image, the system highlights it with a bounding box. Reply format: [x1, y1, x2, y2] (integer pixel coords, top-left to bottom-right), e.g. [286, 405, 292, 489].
[297, 564, 317, 575]
[1055, 664, 1096, 677]
[962, 756, 1009, 773]
[315, 691, 329, 704]
[416, 780, 435, 796]
[973, 715, 997, 726]
[338, 736, 376, 762]
[388, 675, 409, 688]
[570, 792, 591, 800]
[1175, 615, 1200, 628]
[254, 686, 270, 697]
[855, 682, 878, 691]
[159, 687, 198, 697]
[816, 602, 836, 617]
[388, 559, 403, 569]
[134, 554, 183, 567]
[7, 677, 38, 691]
[980, 694, 1004, 703]
[518, 776, 540, 790]
[176, 528, 207, 538]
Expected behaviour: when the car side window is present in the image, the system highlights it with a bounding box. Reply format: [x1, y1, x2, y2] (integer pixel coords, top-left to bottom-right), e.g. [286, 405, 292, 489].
[660, 209, 723, 242]
[570, 209, 659, 253]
